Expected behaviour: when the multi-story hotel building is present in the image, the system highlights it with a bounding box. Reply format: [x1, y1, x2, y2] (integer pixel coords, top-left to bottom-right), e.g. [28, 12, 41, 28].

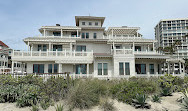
[11, 16, 185, 78]
[155, 18, 188, 59]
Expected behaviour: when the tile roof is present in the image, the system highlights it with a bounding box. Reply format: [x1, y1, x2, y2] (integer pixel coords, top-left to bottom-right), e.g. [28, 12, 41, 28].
[0, 41, 9, 48]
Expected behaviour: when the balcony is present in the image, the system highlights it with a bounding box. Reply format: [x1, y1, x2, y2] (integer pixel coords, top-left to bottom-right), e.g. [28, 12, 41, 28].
[12, 50, 94, 63]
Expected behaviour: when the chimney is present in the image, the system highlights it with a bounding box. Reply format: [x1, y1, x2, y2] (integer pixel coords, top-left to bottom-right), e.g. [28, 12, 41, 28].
[56, 24, 60, 26]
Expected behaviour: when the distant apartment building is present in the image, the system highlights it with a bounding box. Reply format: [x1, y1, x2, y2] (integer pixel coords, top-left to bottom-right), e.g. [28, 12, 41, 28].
[0, 41, 11, 73]
[11, 16, 185, 78]
[155, 18, 188, 59]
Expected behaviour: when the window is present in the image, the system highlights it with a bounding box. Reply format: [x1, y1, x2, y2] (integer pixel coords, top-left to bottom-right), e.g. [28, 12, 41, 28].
[43, 45, 47, 51]
[48, 64, 52, 73]
[98, 63, 108, 75]
[95, 22, 98, 26]
[98, 63, 102, 75]
[53, 32, 61, 36]
[76, 46, 86, 51]
[0, 61, 1, 66]
[125, 63, 130, 75]
[38, 45, 42, 51]
[53, 45, 62, 51]
[54, 64, 58, 73]
[135, 46, 141, 51]
[135, 64, 146, 74]
[119, 62, 130, 75]
[149, 64, 154, 74]
[89, 22, 92, 25]
[81, 33, 85, 38]
[93, 33, 97, 39]
[33, 64, 44, 73]
[86, 33, 89, 39]
[82, 22, 85, 25]
[119, 62, 124, 75]
[76, 64, 86, 74]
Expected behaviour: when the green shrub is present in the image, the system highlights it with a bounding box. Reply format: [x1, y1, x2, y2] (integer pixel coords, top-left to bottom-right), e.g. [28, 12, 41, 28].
[55, 104, 64, 111]
[0, 84, 20, 103]
[110, 78, 158, 104]
[99, 98, 116, 111]
[42, 76, 69, 101]
[180, 89, 188, 110]
[66, 79, 104, 109]
[152, 94, 161, 103]
[40, 99, 51, 110]
[132, 94, 150, 109]
[0, 75, 17, 85]
[30, 104, 39, 111]
[18, 74, 43, 86]
[16, 84, 41, 107]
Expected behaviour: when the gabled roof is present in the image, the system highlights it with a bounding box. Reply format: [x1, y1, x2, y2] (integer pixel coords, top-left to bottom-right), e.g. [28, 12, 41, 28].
[0, 41, 9, 48]
[75, 16, 105, 26]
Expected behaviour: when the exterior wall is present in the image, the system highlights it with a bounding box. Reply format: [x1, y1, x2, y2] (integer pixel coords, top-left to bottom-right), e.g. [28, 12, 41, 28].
[93, 58, 113, 78]
[113, 56, 135, 77]
[79, 20, 102, 27]
[75, 42, 111, 53]
[62, 64, 74, 73]
[80, 30, 104, 39]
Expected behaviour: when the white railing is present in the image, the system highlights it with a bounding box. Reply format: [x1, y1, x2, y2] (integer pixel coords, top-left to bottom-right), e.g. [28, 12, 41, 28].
[34, 35, 81, 39]
[13, 50, 93, 57]
[134, 50, 162, 55]
[113, 49, 133, 55]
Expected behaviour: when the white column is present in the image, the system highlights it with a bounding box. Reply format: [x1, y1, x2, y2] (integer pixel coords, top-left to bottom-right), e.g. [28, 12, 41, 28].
[27, 41, 30, 51]
[61, 29, 63, 38]
[44, 29, 46, 37]
[133, 42, 135, 53]
[49, 42, 51, 51]
[70, 42, 72, 51]
[148, 45, 149, 51]
[87, 63, 89, 74]
[153, 42, 155, 51]
[58, 63, 62, 73]
[11, 61, 14, 74]
[167, 62, 170, 74]
[179, 62, 182, 74]
[31, 44, 33, 51]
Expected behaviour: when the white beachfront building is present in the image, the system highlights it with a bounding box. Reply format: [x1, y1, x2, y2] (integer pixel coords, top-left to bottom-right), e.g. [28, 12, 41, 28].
[11, 16, 185, 78]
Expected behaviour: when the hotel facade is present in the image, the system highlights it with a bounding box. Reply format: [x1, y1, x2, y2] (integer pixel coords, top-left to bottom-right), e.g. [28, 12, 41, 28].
[11, 16, 185, 78]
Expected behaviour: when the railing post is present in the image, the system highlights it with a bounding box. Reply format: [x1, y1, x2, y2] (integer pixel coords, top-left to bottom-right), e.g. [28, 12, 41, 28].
[31, 49, 32, 56]
[82, 50, 84, 56]
[47, 49, 48, 56]
[12, 50, 14, 56]
[74, 50, 75, 57]
[56, 49, 58, 56]
[22, 51, 23, 57]
[39, 50, 41, 56]
[65, 49, 66, 56]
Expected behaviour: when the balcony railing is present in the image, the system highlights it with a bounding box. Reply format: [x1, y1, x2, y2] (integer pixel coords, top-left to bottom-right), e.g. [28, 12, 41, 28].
[113, 49, 162, 55]
[12, 50, 93, 57]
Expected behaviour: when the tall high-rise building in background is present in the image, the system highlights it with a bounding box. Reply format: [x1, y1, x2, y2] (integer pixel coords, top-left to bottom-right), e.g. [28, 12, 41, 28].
[155, 18, 188, 59]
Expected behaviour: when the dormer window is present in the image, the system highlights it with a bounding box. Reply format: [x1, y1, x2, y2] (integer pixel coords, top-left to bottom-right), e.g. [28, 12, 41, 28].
[82, 22, 85, 25]
[95, 22, 98, 26]
[89, 22, 92, 26]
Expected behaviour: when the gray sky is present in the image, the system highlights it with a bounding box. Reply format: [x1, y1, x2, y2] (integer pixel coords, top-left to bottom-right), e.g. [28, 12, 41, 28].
[0, 0, 187, 50]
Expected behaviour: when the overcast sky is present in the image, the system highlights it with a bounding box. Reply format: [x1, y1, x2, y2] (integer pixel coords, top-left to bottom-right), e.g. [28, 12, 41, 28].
[0, 0, 187, 50]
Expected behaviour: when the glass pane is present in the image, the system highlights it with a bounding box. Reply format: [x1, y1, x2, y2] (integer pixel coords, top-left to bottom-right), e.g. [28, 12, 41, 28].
[125, 63, 130, 75]
[82, 46, 86, 51]
[98, 63, 102, 75]
[103, 63, 108, 75]
[39, 64, 44, 73]
[43, 45, 47, 51]
[86, 33, 89, 39]
[76, 65, 81, 74]
[48, 64, 52, 73]
[82, 33, 85, 38]
[33, 64, 38, 73]
[38, 45, 42, 51]
[149, 64, 154, 74]
[81, 64, 86, 74]
[141, 64, 146, 74]
[76, 46, 82, 51]
[119, 62, 124, 75]
[54, 64, 58, 73]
